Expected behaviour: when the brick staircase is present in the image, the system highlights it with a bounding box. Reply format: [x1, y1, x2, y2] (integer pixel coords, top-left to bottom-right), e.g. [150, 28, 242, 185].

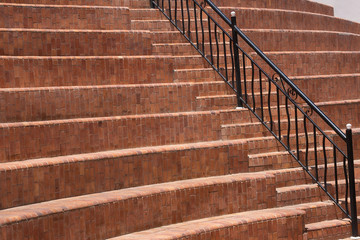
[0, 0, 359, 239]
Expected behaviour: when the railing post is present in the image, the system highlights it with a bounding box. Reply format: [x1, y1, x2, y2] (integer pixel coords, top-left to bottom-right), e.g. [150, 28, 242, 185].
[230, 11, 243, 108]
[346, 123, 358, 237]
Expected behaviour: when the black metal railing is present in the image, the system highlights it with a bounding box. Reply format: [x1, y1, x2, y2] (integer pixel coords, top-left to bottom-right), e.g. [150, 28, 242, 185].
[150, 0, 358, 236]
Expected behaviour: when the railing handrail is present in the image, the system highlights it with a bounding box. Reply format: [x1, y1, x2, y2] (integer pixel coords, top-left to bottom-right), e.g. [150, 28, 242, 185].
[150, 0, 357, 236]
[204, 0, 346, 140]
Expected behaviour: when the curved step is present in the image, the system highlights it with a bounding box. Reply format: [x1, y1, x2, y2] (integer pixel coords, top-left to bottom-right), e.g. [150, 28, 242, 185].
[0, 3, 131, 30]
[0, 29, 153, 56]
[305, 219, 352, 240]
[108, 208, 305, 239]
[0, 55, 208, 88]
[0, 109, 252, 162]
[257, 51, 360, 76]
[152, 30, 360, 55]
[0, 139, 250, 209]
[0, 81, 230, 122]
[0, 173, 276, 239]
[219, 8, 360, 34]
[0, 0, 150, 8]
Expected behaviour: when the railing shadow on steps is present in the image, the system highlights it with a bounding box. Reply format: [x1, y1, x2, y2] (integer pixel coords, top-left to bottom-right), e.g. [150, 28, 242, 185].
[149, 0, 358, 236]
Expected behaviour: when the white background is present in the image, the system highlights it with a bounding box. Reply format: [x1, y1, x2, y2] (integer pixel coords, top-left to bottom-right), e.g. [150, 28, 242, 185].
[310, 0, 360, 23]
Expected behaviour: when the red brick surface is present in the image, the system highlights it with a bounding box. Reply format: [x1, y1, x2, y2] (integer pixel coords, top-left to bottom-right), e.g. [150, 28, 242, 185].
[0, 4, 131, 30]
[0, 29, 153, 56]
[0, 140, 249, 209]
[0, 0, 359, 239]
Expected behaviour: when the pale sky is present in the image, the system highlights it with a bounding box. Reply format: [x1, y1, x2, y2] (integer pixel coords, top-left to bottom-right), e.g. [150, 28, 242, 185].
[311, 0, 360, 23]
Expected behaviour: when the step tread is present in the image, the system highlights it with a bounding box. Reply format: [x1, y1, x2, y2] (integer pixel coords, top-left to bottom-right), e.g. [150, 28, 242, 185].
[305, 218, 351, 231]
[0, 138, 247, 171]
[107, 207, 304, 240]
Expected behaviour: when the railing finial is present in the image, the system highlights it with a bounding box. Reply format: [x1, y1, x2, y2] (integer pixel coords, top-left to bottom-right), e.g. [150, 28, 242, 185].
[231, 11, 236, 17]
[347, 123, 352, 130]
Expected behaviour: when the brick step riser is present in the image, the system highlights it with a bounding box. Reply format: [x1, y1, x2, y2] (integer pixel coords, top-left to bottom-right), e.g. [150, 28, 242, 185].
[244, 31, 360, 52]
[250, 151, 351, 183]
[250, 150, 335, 172]
[0, 30, 153, 56]
[0, 0, 151, 8]
[2, 0, 334, 16]
[132, 8, 358, 34]
[0, 205, 304, 240]
[0, 140, 250, 209]
[0, 83, 232, 122]
[277, 181, 360, 207]
[0, 4, 131, 30]
[292, 75, 360, 103]
[222, 115, 337, 140]
[173, 67, 255, 83]
[255, 52, 360, 77]
[0, 175, 276, 239]
[218, 9, 360, 35]
[0, 56, 210, 88]
[153, 32, 360, 55]
[210, 0, 333, 16]
[0, 110, 255, 162]
[247, 133, 329, 155]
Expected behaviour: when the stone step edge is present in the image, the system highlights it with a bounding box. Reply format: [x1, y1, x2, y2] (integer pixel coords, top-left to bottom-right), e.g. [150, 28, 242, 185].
[0, 171, 273, 226]
[305, 218, 351, 232]
[248, 148, 332, 159]
[0, 108, 243, 128]
[0, 2, 129, 10]
[0, 81, 224, 92]
[0, 55, 202, 60]
[0, 138, 247, 171]
[277, 179, 359, 193]
[0, 28, 150, 33]
[145, 29, 360, 36]
[107, 207, 305, 240]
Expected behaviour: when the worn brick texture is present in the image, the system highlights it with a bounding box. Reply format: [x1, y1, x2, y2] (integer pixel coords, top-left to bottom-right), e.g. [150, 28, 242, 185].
[0, 0, 359, 239]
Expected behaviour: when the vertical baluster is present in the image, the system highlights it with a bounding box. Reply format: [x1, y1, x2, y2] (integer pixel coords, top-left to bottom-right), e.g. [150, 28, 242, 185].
[223, 33, 228, 82]
[268, 80, 273, 131]
[186, 0, 191, 40]
[193, 2, 199, 48]
[174, 0, 177, 26]
[333, 146, 339, 202]
[229, 40, 234, 88]
[208, 16, 214, 64]
[259, 70, 264, 120]
[277, 87, 281, 140]
[295, 106, 300, 161]
[180, 0, 185, 33]
[343, 155, 349, 213]
[285, 97, 291, 148]
[304, 116, 309, 169]
[162, 0, 164, 11]
[242, 52, 247, 103]
[168, 0, 172, 19]
[323, 135, 327, 190]
[313, 125, 318, 180]
[251, 62, 255, 111]
[214, 25, 220, 70]
[346, 124, 358, 236]
[200, 8, 205, 53]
